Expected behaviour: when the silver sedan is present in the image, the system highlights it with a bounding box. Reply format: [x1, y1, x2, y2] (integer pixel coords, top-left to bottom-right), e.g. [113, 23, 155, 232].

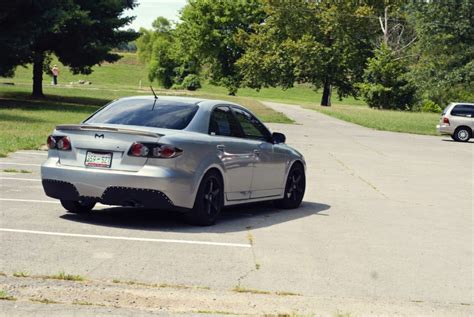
[41, 96, 306, 225]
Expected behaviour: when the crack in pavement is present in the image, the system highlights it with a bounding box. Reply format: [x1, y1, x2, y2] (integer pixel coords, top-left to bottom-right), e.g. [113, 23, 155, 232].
[328, 152, 389, 199]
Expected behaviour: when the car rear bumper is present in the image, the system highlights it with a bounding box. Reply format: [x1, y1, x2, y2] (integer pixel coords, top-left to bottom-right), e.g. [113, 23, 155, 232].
[436, 124, 454, 135]
[41, 158, 195, 209]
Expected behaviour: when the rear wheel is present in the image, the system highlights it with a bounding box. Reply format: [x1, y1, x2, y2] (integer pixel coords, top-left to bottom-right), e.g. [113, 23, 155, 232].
[453, 127, 471, 142]
[60, 199, 96, 214]
[274, 163, 306, 209]
[185, 170, 223, 226]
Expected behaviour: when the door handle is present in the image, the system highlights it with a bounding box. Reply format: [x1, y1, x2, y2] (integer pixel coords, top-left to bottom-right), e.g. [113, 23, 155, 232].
[216, 145, 226, 151]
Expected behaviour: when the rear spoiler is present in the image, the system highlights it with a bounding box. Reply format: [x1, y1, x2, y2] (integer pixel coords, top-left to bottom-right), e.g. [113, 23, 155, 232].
[55, 124, 161, 138]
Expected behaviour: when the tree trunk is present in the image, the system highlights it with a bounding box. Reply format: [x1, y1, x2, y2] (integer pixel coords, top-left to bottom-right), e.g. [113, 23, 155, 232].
[32, 51, 44, 98]
[321, 78, 332, 107]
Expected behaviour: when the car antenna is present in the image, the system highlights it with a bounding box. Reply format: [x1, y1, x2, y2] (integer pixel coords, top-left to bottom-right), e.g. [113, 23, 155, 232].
[150, 85, 158, 110]
[150, 85, 158, 99]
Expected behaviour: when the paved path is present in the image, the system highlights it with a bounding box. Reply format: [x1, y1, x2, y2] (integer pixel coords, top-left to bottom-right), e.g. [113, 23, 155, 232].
[0, 102, 472, 316]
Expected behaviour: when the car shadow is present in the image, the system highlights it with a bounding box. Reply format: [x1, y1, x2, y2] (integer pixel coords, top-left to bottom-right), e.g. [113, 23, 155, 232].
[441, 138, 473, 143]
[60, 201, 330, 233]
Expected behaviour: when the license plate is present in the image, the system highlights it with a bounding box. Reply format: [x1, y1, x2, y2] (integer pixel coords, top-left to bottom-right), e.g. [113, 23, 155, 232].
[85, 151, 112, 168]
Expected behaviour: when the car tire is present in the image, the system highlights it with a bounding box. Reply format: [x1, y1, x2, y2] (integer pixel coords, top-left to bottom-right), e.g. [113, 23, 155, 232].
[274, 162, 306, 209]
[185, 170, 223, 226]
[453, 127, 472, 142]
[60, 199, 96, 214]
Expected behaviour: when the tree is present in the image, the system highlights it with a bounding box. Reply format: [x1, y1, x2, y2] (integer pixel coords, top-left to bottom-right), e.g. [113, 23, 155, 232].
[136, 17, 200, 89]
[358, 45, 416, 110]
[0, 0, 138, 97]
[237, 1, 378, 106]
[177, 0, 266, 95]
[406, 0, 474, 106]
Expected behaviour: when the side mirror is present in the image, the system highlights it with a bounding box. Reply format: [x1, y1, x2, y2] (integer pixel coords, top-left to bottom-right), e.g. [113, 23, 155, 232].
[272, 132, 286, 144]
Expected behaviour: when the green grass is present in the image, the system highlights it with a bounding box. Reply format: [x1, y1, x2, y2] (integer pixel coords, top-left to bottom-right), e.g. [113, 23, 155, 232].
[9, 53, 150, 90]
[232, 286, 271, 295]
[200, 82, 366, 107]
[305, 103, 440, 135]
[2, 169, 32, 173]
[45, 271, 85, 282]
[29, 298, 60, 304]
[0, 85, 291, 156]
[0, 290, 16, 301]
[0, 52, 441, 157]
[13, 271, 29, 278]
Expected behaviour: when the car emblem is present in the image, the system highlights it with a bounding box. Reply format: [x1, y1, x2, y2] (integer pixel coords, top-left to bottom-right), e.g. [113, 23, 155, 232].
[95, 133, 104, 139]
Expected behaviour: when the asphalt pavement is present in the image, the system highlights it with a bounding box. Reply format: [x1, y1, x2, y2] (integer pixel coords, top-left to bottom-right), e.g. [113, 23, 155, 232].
[0, 102, 472, 316]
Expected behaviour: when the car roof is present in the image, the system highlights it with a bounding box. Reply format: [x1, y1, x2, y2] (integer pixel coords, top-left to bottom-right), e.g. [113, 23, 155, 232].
[116, 95, 244, 111]
[450, 102, 474, 106]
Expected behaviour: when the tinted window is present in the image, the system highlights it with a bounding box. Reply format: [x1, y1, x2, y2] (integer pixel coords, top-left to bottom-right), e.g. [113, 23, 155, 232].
[451, 105, 474, 117]
[209, 106, 241, 137]
[84, 99, 199, 129]
[232, 108, 271, 141]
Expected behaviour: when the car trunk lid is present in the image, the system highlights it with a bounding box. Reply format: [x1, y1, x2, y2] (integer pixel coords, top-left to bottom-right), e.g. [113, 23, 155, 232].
[54, 124, 167, 172]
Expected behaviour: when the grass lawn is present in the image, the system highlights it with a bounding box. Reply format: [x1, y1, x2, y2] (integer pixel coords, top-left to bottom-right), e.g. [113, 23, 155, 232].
[0, 52, 442, 156]
[306, 104, 441, 136]
[0, 83, 292, 157]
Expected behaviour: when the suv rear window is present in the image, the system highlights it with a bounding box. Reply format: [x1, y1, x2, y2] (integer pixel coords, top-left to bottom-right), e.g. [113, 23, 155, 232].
[84, 99, 199, 130]
[451, 104, 474, 117]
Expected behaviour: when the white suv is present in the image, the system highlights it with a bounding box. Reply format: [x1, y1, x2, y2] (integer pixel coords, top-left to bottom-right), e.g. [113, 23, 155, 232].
[437, 102, 474, 142]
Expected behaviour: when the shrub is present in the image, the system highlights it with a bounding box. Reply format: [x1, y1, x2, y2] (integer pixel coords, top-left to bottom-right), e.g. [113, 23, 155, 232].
[420, 99, 442, 113]
[359, 45, 417, 110]
[181, 74, 201, 91]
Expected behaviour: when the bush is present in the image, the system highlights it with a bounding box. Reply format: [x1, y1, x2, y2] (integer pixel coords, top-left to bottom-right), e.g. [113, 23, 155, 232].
[359, 45, 417, 110]
[181, 74, 201, 91]
[420, 99, 442, 113]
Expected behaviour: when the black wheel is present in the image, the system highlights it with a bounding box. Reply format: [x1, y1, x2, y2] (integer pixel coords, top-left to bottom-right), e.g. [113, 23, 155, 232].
[274, 163, 306, 209]
[453, 127, 471, 142]
[185, 170, 223, 226]
[60, 199, 96, 214]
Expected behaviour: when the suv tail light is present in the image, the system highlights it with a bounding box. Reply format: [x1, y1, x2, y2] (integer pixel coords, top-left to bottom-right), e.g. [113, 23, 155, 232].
[128, 142, 182, 159]
[442, 117, 450, 125]
[46, 135, 71, 151]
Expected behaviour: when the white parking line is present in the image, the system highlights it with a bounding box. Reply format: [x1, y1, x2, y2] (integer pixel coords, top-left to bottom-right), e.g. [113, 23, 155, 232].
[15, 151, 47, 156]
[0, 198, 58, 204]
[0, 228, 252, 248]
[0, 177, 41, 182]
[0, 162, 41, 167]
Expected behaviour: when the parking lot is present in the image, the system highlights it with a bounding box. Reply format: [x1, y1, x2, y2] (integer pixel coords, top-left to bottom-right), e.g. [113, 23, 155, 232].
[0, 102, 472, 316]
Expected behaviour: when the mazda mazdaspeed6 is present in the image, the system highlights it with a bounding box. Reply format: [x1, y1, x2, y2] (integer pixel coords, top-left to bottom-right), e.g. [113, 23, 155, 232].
[41, 96, 306, 225]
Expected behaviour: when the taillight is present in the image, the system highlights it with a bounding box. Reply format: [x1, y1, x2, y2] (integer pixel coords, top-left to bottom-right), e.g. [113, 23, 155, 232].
[128, 142, 182, 158]
[442, 117, 450, 125]
[46, 135, 71, 151]
[153, 145, 179, 158]
[47, 135, 56, 149]
[57, 136, 71, 151]
[130, 142, 150, 157]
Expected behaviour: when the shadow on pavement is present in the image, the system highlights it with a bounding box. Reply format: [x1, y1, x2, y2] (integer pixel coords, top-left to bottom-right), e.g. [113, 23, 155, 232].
[60, 201, 330, 233]
[441, 138, 473, 143]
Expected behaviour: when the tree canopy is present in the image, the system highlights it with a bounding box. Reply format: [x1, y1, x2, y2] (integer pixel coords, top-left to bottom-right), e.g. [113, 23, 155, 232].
[237, 1, 377, 106]
[0, 0, 139, 97]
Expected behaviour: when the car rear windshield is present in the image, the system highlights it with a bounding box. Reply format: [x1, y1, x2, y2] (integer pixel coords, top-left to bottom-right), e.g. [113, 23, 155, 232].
[84, 99, 199, 130]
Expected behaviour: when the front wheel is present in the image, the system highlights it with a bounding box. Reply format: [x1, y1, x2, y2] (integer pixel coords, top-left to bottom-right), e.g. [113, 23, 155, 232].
[274, 163, 306, 209]
[185, 170, 223, 226]
[60, 199, 96, 214]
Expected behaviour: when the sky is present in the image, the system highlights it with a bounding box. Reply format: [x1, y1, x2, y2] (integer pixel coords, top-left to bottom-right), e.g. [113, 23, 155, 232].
[125, 0, 187, 30]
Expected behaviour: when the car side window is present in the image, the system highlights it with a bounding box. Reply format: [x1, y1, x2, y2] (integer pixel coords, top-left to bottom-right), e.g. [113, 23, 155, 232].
[231, 107, 271, 142]
[209, 106, 241, 137]
[451, 105, 474, 117]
